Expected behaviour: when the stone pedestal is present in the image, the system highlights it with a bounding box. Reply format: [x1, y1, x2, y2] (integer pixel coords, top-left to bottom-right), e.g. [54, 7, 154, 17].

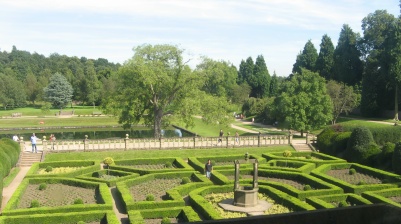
[234, 187, 259, 207]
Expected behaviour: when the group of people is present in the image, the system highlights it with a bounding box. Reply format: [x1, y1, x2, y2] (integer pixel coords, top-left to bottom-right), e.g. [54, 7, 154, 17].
[13, 133, 56, 153]
[217, 129, 240, 145]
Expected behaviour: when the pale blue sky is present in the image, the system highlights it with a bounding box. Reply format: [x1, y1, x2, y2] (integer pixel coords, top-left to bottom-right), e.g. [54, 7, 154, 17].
[0, 0, 399, 76]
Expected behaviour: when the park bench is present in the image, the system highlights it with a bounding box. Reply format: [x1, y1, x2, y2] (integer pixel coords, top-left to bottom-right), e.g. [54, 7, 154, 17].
[11, 113, 22, 117]
[92, 112, 102, 116]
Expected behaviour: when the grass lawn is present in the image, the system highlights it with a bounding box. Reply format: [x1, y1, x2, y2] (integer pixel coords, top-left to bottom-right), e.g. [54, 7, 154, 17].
[44, 145, 293, 162]
[0, 106, 102, 117]
[2, 167, 20, 187]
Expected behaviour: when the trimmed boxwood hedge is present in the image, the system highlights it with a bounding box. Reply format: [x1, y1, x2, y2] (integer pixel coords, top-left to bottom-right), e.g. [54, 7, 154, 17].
[111, 157, 194, 175]
[128, 206, 202, 223]
[0, 210, 119, 224]
[76, 169, 140, 187]
[259, 160, 316, 174]
[2, 177, 113, 216]
[306, 193, 372, 209]
[25, 160, 99, 178]
[311, 163, 401, 194]
[263, 152, 346, 167]
[362, 188, 401, 208]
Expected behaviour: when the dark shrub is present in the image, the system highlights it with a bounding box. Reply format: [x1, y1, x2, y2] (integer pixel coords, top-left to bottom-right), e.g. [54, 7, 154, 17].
[181, 177, 190, 185]
[349, 168, 356, 175]
[303, 184, 312, 191]
[317, 127, 336, 153]
[30, 200, 40, 208]
[392, 142, 401, 174]
[146, 194, 155, 201]
[332, 132, 351, 155]
[38, 183, 47, 190]
[74, 199, 84, 205]
[346, 127, 378, 164]
[161, 217, 171, 224]
[378, 142, 396, 168]
[0, 150, 11, 177]
[45, 166, 53, 172]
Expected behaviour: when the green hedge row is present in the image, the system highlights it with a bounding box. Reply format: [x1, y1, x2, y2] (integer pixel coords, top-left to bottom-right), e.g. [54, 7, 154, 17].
[0, 210, 119, 224]
[260, 160, 316, 174]
[128, 206, 202, 223]
[25, 160, 99, 178]
[0, 138, 21, 207]
[77, 169, 140, 187]
[2, 177, 113, 216]
[311, 163, 400, 194]
[117, 171, 199, 210]
[306, 193, 372, 209]
[362, 188, 401, 208]
[262, 152, 346, 167]
[188, 154, 265, 174]
[111, 157, 193, 175]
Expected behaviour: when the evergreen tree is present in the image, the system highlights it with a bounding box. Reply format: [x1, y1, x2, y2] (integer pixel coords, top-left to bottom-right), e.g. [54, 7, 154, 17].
[269, 71, 279, 97]
[43, 73, 73, 109]
[333, 24, 363, 85]
[292, 40, 318, 74]
[316, 34, 335, 80]
[252, 55, 271, 98]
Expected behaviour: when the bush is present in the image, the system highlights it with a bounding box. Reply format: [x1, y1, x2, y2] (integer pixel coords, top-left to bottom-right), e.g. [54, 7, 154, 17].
[339, 201, 349, 207]
[346, 127, 378, 164]
[331, 132, 351, 155]
[30, 200, 40, 208]
[392, 142, 401, 174]
[38, 183, 47, 190]
[303, 184, 312, 191]
[283, 151, 292, 157]
[77, 221, 86, 224]
[161, 217, 171, 224]
[73, 199, 84, 205]
[146, 194, 155, 201]
[317, 127, 336, 153]
[45, 166, 53, 172]
[103, 157, 114, 166]
[165, 163, 173, 168]
[349, 168, 356, 175]
[181, 177, 190, 185]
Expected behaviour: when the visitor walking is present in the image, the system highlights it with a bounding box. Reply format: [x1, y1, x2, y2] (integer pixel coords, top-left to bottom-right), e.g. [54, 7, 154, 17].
[218, 129, 223, 144]
[235, 131, 239, 145]
[12, 134, 19, 142]
[50, 134, 56, 150]
[31, 133, 39, 153]
[204, 159, 213, 179]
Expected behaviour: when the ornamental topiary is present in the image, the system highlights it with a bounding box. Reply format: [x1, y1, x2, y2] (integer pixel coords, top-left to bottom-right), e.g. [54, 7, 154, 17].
[161, 217, 171, 224]
[146, 194, 155, 201]
[317, 127, 336, 153]
[45, 166, 53, 172]
[38, 183, 47, 190]
[346, 127, 380, 165]
[349, 168, 356, 175]
[74, 198, 84, 204]
[103, 157, 114, 166]
[181, 177, 190, 185]
[30, 200, 40, 208]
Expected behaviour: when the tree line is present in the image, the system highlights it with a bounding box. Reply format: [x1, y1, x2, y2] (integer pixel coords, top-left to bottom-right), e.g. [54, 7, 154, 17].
[0, 5, 400, 137]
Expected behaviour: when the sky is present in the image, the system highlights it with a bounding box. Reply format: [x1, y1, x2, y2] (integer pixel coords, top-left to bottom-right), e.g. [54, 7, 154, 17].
[0, 0, 399, 77]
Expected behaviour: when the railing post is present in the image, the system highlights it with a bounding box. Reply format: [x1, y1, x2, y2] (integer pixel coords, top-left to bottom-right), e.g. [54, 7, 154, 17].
[125, 134, 129, 151]
[159, 137, 162, 149]
[193, 134, 197, 148]
[226, 132, 230, 148]
[258, 132, 261, 147]
[288, 130, 292, 144]
[43, 136, 47, 151]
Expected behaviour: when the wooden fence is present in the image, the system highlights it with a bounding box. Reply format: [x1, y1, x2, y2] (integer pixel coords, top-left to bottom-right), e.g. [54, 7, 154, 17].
[19, 133, 295, 152]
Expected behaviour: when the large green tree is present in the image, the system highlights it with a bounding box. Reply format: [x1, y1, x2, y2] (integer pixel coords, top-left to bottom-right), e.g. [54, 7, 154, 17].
[274, 69, 332, 136]
[237, 57, 254, 85]
[252, 55, 271, 98]
[292, 40, 318, 74]
[102, 44, 231, 138]
[0, 74, 26, 109]
[333, 24, 363, 85]
[43, 73, 73, 109]
[316, 34, 335, 80]
[326, 80, 360, 124]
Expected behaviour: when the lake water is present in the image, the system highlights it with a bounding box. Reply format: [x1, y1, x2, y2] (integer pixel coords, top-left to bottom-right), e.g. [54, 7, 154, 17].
[0, 127, 193, 140]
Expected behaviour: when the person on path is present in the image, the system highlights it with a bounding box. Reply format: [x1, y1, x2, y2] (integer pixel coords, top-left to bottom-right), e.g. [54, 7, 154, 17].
[204, 159, 213, 179]
[235, 131, 239, 145]
[50, 134, 56, 150]
[218, 129, 223, 144]
[31, 133, 39, 153]
[12, 134, 19, 142]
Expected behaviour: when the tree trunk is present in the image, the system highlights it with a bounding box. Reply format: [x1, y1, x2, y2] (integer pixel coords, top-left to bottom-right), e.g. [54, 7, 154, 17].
[154, 107, 163, 139]
[395, 84, 399, 121]
[300, 130, 304, 138]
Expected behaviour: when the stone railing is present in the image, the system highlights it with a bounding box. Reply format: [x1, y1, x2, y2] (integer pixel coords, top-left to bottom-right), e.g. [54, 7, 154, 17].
[18, 133, 293, 152]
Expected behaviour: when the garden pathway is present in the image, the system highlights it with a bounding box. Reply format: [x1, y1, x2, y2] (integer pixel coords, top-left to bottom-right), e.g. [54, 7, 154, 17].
[0, 166, 30, 212]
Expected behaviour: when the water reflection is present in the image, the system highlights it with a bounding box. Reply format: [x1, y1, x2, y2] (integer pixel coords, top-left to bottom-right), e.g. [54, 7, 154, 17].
[0, 127, 192, 140]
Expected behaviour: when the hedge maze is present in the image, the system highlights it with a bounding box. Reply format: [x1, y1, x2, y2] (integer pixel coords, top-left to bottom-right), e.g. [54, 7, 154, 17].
[2, 149, 401, 223]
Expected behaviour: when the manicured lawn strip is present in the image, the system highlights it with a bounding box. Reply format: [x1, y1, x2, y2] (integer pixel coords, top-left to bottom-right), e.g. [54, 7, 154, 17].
[0, 117, 120, 129]
[44, 146, 294, 162]
[2, 167, 20, 187]
[0, 106, 105, 117]
[338, 120, 393, 129]
[175, 117, 248, 137]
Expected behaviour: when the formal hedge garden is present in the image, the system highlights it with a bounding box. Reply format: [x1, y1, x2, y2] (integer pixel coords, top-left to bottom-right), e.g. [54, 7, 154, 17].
[3, 144, 401, 223]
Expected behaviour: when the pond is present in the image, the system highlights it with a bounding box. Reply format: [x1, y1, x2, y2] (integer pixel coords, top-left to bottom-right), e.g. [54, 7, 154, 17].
[0, 127, 193, 140]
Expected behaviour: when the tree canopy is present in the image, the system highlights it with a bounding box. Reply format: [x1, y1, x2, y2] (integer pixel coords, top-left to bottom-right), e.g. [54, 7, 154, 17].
[43, 73, 73, 109]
